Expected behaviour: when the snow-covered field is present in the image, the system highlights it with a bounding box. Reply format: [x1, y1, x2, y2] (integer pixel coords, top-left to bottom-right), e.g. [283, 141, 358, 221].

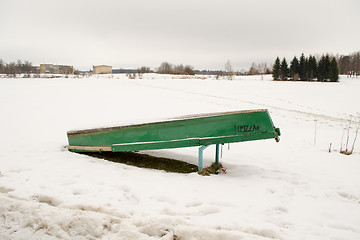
[1, 74, 359, 240]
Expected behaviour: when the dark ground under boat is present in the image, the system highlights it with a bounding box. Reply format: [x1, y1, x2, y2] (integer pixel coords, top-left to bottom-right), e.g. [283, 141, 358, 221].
[79, 151, 198, 173]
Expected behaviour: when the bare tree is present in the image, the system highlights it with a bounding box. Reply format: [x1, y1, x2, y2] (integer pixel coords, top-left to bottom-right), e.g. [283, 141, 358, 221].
[258, 62, 269, 80]
[225, 60, 233, 80]
[135, 66, 151, 78]
[338, 51, 360, 77]
[0, 59, 4, 74]
[157, 62, 173, 74]
[5, 62, 17, 77]
[23, 61, 33, 74]
[139, 66, 151, 73]
[248, 63, 259, 75]
[157, 62, 194, 75]
[183, 65, 195, 75]
[173, 64, 184, 74]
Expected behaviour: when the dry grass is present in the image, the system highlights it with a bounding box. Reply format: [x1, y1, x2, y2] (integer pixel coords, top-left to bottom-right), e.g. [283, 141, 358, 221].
[79, 151, 198, 173]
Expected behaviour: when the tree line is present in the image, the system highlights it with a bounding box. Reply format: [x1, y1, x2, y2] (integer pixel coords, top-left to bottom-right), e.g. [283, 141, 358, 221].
[337, 51, 360, 77]
[0, 59, 37, 76]
[272, 54, 339, 82]
[157, 62, 195, 75]
[3, 53, 358, 79]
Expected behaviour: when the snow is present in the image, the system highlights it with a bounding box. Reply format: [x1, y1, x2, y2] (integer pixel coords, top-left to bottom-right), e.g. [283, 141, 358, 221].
[1, 74, 360, 240]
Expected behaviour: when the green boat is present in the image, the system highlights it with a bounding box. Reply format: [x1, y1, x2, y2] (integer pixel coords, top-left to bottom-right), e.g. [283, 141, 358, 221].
[67, 109, 280, 170]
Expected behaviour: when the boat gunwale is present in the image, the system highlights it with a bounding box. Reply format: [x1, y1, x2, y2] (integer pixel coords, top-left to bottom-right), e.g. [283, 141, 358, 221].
[67, 109, 268, 137]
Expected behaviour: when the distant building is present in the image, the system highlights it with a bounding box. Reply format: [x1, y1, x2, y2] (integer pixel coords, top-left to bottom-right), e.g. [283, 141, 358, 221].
[93, 65, 112, 74]
[40, 64, 74, 74]
[31, 66, 40, 74]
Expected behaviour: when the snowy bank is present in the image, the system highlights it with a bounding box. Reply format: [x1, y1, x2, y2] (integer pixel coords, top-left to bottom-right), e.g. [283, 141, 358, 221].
[0, 75, 360, 239]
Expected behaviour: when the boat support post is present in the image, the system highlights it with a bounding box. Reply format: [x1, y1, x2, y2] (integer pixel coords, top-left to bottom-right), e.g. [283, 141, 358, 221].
[198, 144, 221, 171]
[198, 145, 209, 171]
[215, 144, 220, 164]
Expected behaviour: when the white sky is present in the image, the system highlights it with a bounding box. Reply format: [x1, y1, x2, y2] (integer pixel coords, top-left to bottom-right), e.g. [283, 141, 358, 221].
[0, 0, 359, 71]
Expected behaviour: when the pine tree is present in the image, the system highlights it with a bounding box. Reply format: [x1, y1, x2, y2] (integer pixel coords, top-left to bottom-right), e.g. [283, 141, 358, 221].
[329, 58, 339, 82]
[305, 57, 310, 80]
[299, 53, 307, 80]
[307, 55, 317, 80]
[272, 57, 281, 80]
[324, 55, 331, 80]
[318, 55, 331, 81]
[280, 57, 289, 80]
[317, 56, 326, 81]
[290, 56, 299, 80]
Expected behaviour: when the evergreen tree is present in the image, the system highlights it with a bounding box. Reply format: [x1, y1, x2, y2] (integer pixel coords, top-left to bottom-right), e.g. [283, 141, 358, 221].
[324, 55, 331, 80]
[318, 55, 331, 81]
[306, 56, 310, 79]
[290, 56, 299, 80]
[317, 56, 326, 81]
[272, 57, 281, 80]
[307, 55, 317, 80]
[329, 58, 339, 82]
[325, 54, 330, 80]
[280, 57, 289, 80]
[299, 53, 307, 80]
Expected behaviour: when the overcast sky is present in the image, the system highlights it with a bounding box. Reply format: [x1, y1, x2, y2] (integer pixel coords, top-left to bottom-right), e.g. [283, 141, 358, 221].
[1, 0, 359, 71]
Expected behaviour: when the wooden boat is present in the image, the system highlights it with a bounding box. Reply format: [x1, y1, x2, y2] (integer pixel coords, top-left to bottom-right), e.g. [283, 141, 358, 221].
[67, 109, 280, 170]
